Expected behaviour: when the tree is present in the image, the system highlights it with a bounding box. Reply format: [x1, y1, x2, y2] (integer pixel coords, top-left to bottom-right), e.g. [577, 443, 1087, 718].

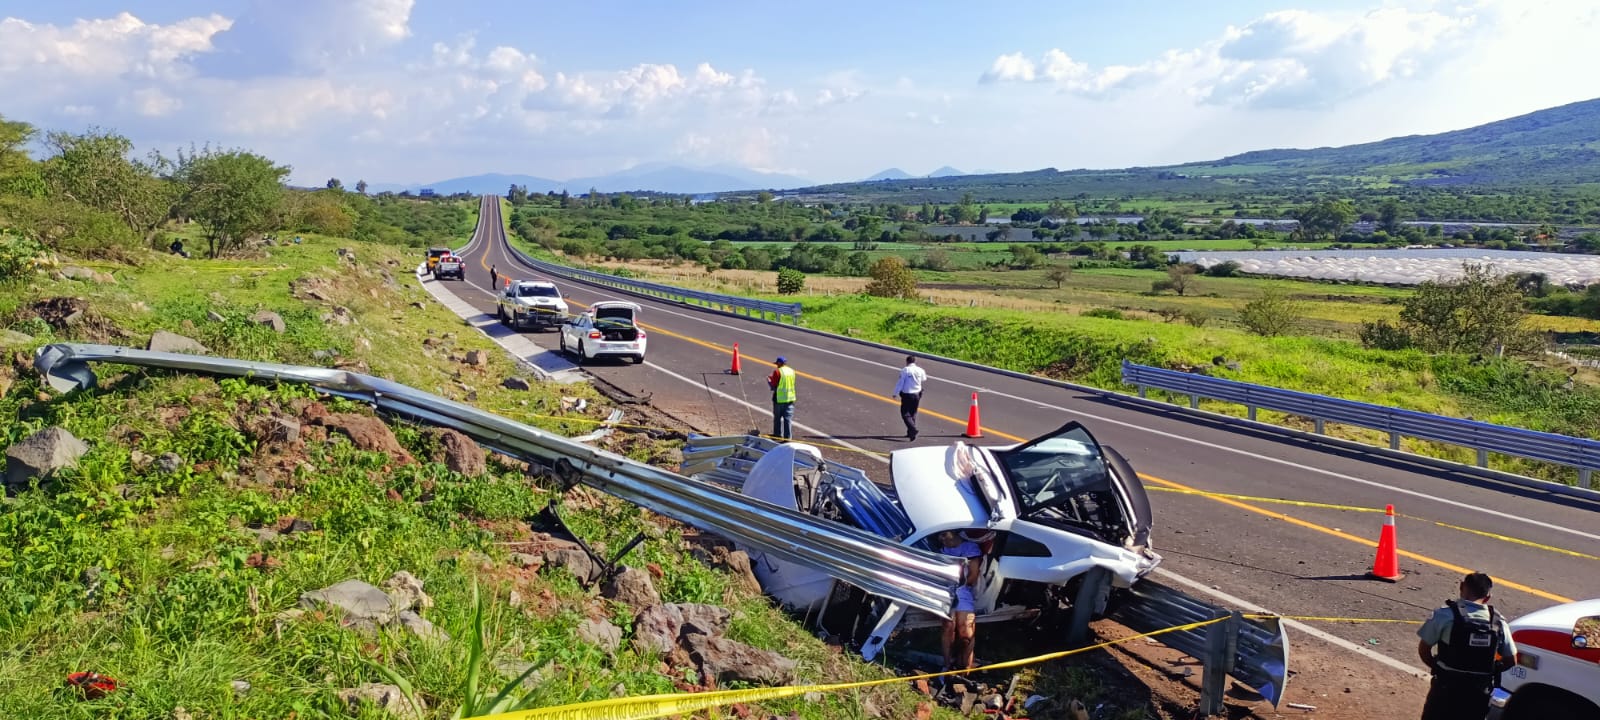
[1378, 199, 1404, 234]
[355, 179, 368, 194]
[1292, 198, 1356, 242]
[756, 191, 774, 204]
[175, 148, 290, 258]
[1360, 263, 1535, 355]
[41, 128, 176, 242]
[1152, 264, 1200, 295]
[326, 177, 343, 190]
[1045, 264, 1072, 289]
[864, 255, 918, 300]
[776, 267, 805, 294]
[1008, 244, 1040, 268]
[1237, 288, 1305, 336]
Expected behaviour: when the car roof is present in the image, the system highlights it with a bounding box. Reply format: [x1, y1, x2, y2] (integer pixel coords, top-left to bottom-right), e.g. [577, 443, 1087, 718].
[428, 247, 450, 252]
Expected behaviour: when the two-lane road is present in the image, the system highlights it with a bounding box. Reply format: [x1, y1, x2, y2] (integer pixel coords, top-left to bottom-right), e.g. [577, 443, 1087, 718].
[451, 196, 1599, 676]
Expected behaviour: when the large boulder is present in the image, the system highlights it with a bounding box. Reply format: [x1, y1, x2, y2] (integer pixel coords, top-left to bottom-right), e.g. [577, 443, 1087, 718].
[683, 632, 797, 686]
[299, 579, 396, 627]
[4, 427, 90, 489]
[337, 683, 425, 720]
[248, 310, 286, 333]
[603, 566, 660, 609]
[576, 618, 623, 653]
[431, 429, 484, 477]
[542, 548, 599, 585]
[147, 330, 208, 354]
[314, 413, 414, 464]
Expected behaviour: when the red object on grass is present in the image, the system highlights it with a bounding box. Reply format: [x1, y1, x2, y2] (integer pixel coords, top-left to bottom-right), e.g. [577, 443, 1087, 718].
[65, 672, 120, 699]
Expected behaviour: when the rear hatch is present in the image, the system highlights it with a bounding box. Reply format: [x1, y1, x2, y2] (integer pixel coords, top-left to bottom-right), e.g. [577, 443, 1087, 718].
[591, 302, 640, 342]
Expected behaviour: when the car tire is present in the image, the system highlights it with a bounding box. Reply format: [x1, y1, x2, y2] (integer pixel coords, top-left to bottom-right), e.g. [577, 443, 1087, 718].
[631, 354, 644, 365]
[497, 307, 507, 325]
[576, 341, 587, 365]
[558, 333, 567, 355]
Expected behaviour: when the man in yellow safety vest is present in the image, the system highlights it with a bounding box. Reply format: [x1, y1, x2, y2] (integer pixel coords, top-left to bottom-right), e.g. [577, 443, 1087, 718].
[767, 356, 796, 439]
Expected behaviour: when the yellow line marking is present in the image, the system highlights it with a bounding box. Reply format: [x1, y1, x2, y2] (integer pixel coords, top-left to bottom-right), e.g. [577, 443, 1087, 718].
[1423, 519, 1600, 561]
[1140, 473, 1573, 604]
[480, 224, 1577, 605]
[1148, 486, 1388, 513]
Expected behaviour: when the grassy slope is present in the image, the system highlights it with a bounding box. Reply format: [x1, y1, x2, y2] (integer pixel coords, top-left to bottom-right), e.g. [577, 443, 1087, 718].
[0, 238, 949, 719]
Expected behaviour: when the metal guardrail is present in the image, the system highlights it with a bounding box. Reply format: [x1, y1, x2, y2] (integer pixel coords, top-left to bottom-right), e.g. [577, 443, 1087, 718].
[1122, 360, 1599, 489]
[1109, 579, 1289, 712]
[504, 247, 804, 323]
[34, 343, 960, 617]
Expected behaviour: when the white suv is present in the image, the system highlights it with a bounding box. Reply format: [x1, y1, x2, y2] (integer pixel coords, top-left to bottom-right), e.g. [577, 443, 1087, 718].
[1488, 598, 1600, 719]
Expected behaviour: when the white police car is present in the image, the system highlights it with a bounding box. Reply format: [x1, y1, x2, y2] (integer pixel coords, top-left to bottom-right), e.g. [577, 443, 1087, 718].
[1487, 598, 1600, 719]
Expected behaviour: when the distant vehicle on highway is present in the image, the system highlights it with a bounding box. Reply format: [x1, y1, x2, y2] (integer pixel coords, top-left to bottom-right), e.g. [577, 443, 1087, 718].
[434, 256, 466, 281]
[560, 301, 646, 364]
[497, 280, 568, 331]
[425, 247, 451, 274]
[1489, 597, 1600, 719]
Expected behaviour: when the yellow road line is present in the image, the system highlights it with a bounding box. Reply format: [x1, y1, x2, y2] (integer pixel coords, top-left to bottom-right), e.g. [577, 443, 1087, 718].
[1148, 486, 1388, 513]
[484, 233, 1576, 604]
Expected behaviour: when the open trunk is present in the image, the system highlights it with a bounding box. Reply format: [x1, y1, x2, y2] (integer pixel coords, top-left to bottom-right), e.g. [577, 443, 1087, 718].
[593, 304, 639, 341]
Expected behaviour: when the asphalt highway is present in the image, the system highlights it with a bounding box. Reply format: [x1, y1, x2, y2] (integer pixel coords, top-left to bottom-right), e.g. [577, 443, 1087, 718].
[450, 196, 1599, 673]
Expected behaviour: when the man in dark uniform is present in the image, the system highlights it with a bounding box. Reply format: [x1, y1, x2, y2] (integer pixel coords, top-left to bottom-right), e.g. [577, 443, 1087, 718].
[1416, 572, 1517, 720]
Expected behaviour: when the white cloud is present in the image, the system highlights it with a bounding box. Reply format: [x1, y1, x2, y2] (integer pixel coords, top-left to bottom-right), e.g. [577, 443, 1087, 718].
[196, 0, 414, 77]
[982, 4, 1482, 107]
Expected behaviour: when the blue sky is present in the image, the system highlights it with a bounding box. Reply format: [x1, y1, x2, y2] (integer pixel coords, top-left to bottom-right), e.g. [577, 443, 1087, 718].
[3, 1, 1597, 186]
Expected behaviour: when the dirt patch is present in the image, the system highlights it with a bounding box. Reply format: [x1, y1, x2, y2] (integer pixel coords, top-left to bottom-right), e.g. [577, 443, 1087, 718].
[16, 297, 132, 344]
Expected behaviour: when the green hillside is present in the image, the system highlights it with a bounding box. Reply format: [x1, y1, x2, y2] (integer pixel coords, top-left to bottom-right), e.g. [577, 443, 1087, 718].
[797, 97, 1600, 202]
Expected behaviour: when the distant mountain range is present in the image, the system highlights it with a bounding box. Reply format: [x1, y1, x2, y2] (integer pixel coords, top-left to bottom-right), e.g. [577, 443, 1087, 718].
[799, 97, 1600, 201]
[369, 163, 815, 196]
[863, 166, 967, 181]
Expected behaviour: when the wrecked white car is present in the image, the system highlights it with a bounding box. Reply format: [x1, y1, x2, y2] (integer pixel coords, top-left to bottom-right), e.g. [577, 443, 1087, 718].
[683, 421, 1159, 660]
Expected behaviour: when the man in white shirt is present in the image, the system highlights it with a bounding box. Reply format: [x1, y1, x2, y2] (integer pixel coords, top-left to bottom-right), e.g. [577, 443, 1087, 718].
[892, 356, 928, 441]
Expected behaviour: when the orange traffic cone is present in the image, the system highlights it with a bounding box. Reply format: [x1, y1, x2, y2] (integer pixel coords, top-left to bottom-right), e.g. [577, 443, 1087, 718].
[1369, 504, 1403, 582]
[964, 392, 983, 438]
[729, 343, 742, 375]
[503, 277, 511, 289]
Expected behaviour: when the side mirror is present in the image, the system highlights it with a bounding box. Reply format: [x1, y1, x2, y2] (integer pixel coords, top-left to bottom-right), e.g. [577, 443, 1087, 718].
[1574, 615, 1599, 649]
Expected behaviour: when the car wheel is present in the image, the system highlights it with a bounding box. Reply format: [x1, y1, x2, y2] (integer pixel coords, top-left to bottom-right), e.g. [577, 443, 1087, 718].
[631, 354, 644, 365]
[1509, 693, 1596, 720]
[576, 341, 587, 365]
[558, 333, 567, 355]
[497, 307, 507, 325]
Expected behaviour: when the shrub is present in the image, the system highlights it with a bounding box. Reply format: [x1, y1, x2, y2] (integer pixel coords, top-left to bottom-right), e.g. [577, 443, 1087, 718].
[1204, 261, 1242, 277]
[0, 232, 44, 284]
[1359, 319, 1415, 350]
[776, 267, 805, 295]
[864, 256, 918, 300]
[1238, 288, 1305, 336]
[1081, 308, 1124, 320]
[1182, 310, 1210, 327]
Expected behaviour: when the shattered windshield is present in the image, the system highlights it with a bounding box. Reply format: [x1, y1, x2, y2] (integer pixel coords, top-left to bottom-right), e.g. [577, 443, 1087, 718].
[994, 424, 1110, 515]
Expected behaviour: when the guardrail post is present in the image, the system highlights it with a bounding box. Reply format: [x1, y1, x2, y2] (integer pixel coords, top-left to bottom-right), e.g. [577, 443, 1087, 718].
[1067, 566, 1111, 646]
[1247, 405, 1256, 421]
[1137, 385, 1147, 399]
[1190, 394, 1199, 410]
[1477, 448, 1489, 468]
[1582, 468, 1593, 490]
[1313, 418, 1325, 434]
[1389, 431, 1401, 450]
[1198, 609, 1237, 717]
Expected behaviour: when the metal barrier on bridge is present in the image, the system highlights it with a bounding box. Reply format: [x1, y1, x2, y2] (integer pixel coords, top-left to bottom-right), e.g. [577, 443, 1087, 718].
[506, 248, 803, 323]
[1122, 360, 1599, 490]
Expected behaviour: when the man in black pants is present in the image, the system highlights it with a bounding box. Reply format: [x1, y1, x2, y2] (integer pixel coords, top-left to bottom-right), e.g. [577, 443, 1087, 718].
[490, 265, 498, 288]
[891, 356, 927, 441]
[1416, 572, 1517, 720]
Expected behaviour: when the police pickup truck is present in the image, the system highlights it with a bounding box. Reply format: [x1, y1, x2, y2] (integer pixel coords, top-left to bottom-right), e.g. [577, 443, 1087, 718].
[496, 280, 568, 331]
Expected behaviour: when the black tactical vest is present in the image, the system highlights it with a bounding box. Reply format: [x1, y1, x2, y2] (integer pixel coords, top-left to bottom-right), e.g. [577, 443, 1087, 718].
[1438, 600, 1502, 676]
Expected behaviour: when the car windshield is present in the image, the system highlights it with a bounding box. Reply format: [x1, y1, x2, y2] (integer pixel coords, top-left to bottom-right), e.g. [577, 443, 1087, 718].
[517, 285, 559, 298]
[993, 424, 1110, 515]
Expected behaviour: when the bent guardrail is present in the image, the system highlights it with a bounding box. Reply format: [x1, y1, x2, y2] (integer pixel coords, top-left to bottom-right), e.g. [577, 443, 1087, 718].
[1122, 361, 1599, 490]
[34, 343, 960, 616]
[504, 248, 803, 323]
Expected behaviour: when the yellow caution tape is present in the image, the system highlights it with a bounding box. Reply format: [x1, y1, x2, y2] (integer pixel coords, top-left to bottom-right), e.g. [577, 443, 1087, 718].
[476, 618, 1226, 720]
[1246, 614, 1422, 625]
[1422, 520, 1600, 561]
[496, 410, 889, 459]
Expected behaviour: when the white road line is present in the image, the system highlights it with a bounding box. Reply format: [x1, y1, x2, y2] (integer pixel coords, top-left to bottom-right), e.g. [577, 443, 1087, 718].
[1155, 568, 1430, 679]
[514, 262, 1600, 545]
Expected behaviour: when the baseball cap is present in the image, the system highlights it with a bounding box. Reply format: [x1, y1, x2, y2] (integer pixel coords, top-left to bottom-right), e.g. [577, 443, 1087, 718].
[775, 356, 786, 364]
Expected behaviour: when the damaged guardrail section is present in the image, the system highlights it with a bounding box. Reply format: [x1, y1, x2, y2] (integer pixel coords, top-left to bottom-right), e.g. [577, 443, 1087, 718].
[33, 343, 960, 617]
